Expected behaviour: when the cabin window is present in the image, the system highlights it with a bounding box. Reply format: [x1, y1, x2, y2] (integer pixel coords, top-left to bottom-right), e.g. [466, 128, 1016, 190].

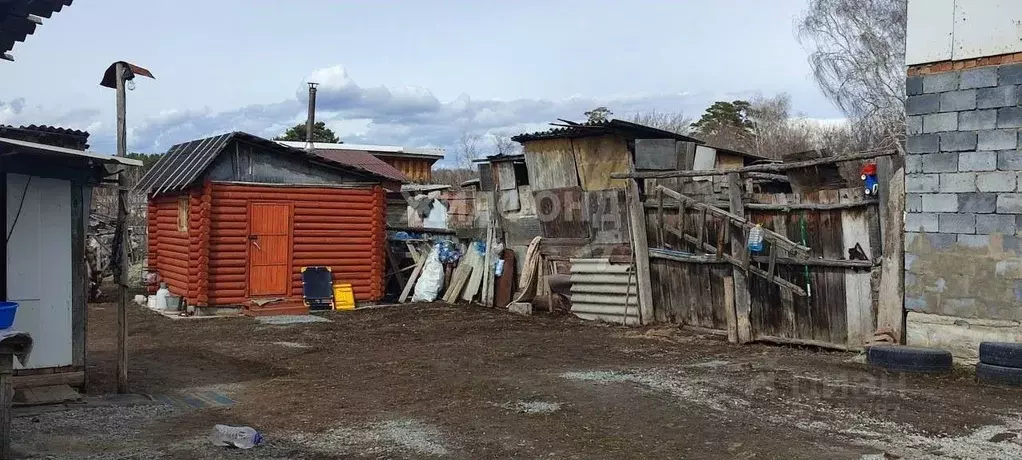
[177, 197, 189, 232]
[513, 162, 530, 186]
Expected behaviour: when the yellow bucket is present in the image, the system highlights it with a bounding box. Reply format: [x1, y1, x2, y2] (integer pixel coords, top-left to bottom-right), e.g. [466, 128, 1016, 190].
[333, 283, 355, 310]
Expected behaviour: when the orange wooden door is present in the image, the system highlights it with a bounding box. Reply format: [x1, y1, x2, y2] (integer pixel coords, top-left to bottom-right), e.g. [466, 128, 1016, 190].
[248, 203, 292, 296]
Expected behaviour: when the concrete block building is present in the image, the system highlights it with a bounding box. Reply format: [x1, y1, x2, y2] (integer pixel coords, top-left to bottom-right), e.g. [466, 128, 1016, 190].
[904, 0, 1022, 358]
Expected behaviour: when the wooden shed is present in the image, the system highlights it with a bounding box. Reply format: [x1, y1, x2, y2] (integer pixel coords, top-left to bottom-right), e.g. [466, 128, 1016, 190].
[0, 125, 141, 388]
[137, 132, 389, 312]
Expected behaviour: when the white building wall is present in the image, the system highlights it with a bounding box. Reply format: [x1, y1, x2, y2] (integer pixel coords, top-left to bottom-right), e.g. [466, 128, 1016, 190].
[907, 0, 1022, 65]
[7, 174, 73, 370]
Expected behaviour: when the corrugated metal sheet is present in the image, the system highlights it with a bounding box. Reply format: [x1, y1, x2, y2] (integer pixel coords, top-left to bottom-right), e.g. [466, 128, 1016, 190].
[0, 0, 73, 61]
[569, 258, 639, 326]
[512, 119, 701, 143]
[311, 148, 408, 183]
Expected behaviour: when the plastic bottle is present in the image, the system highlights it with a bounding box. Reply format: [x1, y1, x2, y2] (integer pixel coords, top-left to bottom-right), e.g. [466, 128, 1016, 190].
[155, 283, 170, 311]
[747, 224, 765, 253]
[210, 425, 263, 449]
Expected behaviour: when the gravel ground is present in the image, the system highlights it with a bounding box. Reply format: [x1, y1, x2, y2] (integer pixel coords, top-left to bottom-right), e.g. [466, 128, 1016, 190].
[10, 294, 1022, 459]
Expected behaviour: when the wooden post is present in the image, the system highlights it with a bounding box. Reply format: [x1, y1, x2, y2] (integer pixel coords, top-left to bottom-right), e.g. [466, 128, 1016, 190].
[115, 62, 129, 394]
[626, 175, 654, 325]
[877, 163, 906, 342]
[840, 189, 874, 350]
[0, 353, 12, 460]
[727, 172, 752, 342]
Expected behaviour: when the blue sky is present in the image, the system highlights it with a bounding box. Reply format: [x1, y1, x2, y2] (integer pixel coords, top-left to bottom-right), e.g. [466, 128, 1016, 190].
[0, 0, 840, 162]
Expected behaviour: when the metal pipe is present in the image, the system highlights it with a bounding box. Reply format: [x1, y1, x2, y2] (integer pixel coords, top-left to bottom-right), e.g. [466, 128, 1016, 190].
[305, 82, 319, 145]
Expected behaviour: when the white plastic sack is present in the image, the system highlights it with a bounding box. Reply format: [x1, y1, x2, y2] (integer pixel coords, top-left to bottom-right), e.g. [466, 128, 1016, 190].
[412, 247, 444, 302]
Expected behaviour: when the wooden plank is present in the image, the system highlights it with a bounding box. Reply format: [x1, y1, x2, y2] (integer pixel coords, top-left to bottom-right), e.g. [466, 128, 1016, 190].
[626, 175, 655, 325]
[463, 249, 485, 302]
[1, 355, 11, 460]
[400, 246, 428, 303]
[664, 226, 807, 295]
[70, 181, 86, 375]
[841, 189, 874, 350]
[745, 200, 878, 211]
[523, 144, 580, 190]
[406, 242, 422, 265]
[499, 188, 521, 212]
[11, 371, 85, 389]
[480, 225, 492, 307]
[697, 207, 706, 246]
[728, 172, 752, 343]
[656, 189, 665, 248]
[723, 276, 738, 343]
[536, 187, 588, 239]
[877, 162, 905, 342]
[386, 247, 409, 294]
[612, 148, 897, 179]
[772, 194, 796, 338]
[495, 161, 517, 190]
[658, 186, 811, 254]
[818, 190, 847, 345]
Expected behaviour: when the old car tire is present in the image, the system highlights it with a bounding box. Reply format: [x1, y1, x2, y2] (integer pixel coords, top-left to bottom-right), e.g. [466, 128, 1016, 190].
[866, 345, 953, 373]
[979, 342, 1022, 368]
[976, 362, 1022, 387]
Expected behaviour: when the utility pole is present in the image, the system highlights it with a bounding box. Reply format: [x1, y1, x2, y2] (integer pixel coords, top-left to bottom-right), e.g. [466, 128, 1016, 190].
[100, 61, 154, 394]
[305, 82, 319, 147]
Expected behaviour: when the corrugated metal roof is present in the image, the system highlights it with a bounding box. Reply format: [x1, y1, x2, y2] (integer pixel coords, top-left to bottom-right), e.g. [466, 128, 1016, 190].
[307, 148, 409, 183]
[512, 119, 703, 144]
[0, 136, 141, 166]
[569, 258, 639, 326]
[0, 0, 73, 61]
[277, 141, 445, 159]
[136, 132, 393, 195]
[0, 124, 90, 149]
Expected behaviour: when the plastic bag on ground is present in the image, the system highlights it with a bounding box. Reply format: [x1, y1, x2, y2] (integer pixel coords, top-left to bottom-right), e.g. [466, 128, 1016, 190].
[412, 247, 444, 302]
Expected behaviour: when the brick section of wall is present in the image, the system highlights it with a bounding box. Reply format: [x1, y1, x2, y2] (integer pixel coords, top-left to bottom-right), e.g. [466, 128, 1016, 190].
[905, 60, 1022, 322]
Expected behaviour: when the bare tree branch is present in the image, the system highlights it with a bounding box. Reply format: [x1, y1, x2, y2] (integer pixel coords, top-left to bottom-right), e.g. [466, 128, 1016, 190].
[796, 0, 907, 143]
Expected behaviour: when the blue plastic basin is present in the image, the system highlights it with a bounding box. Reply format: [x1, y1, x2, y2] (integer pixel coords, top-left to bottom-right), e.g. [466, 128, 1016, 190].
[0, 301, 18, 330]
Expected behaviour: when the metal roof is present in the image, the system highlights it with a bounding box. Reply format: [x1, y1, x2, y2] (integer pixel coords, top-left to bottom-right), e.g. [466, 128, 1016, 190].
[0, 124, 90, 149]
[0, 136, 141, 166]
[0, 0, 73, 61]
[512, 119, 703, 144]
[306, 147, 409, 183]
[277, 141, 445, 160]
[137, 132, 393, 195]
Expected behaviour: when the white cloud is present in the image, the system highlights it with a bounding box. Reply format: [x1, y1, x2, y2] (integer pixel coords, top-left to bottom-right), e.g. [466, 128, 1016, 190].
[7, 65, 727, 159]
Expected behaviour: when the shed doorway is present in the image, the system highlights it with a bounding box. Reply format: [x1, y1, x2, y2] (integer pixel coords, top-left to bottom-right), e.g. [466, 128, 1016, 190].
[248, 202, 292, 296]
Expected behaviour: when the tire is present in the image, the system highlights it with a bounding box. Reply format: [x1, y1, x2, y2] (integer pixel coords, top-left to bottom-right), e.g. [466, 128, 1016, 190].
[979, 342, 1022, 368]
[866, 345, 953, 373]
[976, 362, 1022, 387]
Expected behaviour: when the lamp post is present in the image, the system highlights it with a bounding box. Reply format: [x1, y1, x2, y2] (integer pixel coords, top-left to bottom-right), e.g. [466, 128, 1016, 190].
[100, 61, 153, 393]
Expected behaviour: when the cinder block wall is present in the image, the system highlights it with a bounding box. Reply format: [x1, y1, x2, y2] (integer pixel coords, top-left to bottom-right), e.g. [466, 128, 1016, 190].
[904, 62, 1022, 342]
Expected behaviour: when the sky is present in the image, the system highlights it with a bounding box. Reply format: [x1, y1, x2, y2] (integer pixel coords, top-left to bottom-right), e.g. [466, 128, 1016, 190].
[0, 0, 842, 164]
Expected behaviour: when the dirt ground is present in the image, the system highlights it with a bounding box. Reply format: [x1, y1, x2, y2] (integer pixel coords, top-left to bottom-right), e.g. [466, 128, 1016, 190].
[10, 294, 1022, 459]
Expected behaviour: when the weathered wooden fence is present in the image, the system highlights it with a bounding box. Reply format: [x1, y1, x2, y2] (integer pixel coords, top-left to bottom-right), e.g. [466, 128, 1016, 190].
[644, 181, 881, 350]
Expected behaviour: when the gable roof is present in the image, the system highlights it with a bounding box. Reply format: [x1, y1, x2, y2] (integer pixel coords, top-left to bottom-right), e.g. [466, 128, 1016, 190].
[136, 132, 391, 195]
[309, 147, 409, 183]
[277, 141, 444, 160]
[512, 119, 703, 143]
[1, 0, 73, 61]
